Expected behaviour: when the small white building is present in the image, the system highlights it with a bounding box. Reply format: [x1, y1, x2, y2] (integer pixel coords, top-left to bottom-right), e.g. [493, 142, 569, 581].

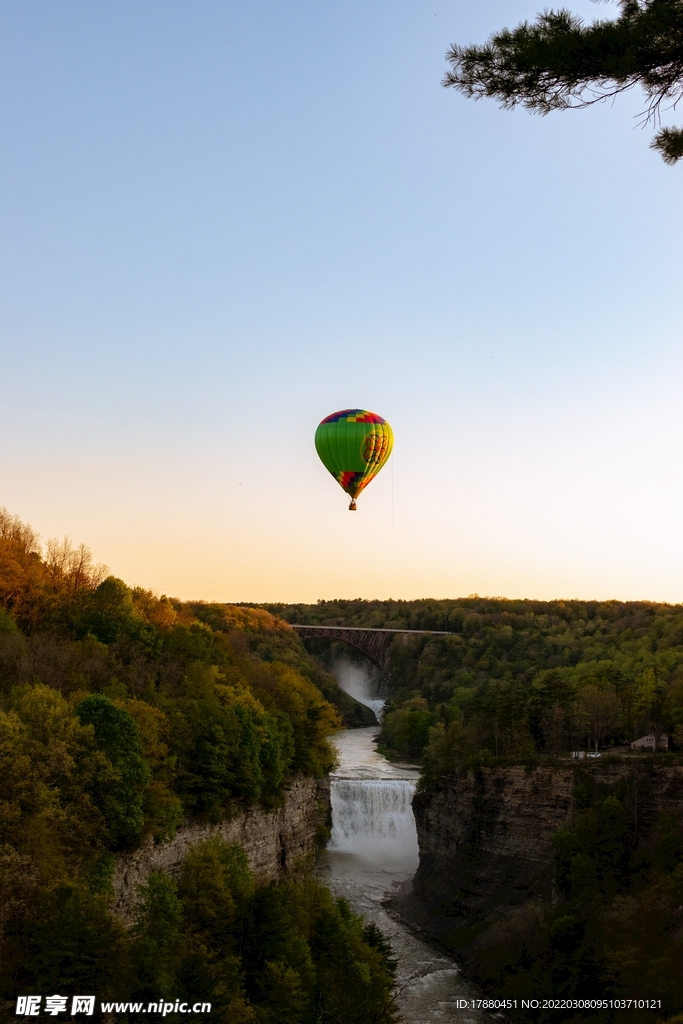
[630, 734, 669, 751]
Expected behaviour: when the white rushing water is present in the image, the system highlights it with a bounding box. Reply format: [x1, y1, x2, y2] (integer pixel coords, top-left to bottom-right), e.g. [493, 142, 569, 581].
[328, 724, 419, 866]
[330, 778, 418, 863]
[332, 658, 387, 722]
[317, 726, 490, 1024]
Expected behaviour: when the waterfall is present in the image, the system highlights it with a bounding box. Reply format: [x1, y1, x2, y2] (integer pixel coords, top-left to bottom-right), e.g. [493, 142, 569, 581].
[333, 659, 385, 721]
[329, 777, 419, 868]
[327, 725, 420, 869]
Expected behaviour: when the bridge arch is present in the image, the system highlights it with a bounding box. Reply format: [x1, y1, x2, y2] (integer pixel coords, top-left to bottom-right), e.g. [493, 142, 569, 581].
[290, 625, 451, 670]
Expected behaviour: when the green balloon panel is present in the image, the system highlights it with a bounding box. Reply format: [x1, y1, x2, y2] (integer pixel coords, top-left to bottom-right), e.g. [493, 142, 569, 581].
[315, 409, 393, 501]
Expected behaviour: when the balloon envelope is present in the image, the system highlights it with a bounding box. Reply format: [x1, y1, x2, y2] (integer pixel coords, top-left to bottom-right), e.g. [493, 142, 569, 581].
[315, 409, 393, 505]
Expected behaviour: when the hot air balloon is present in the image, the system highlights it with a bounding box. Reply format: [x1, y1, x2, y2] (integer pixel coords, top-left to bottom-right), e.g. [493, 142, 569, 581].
[315, 409, 393, 510]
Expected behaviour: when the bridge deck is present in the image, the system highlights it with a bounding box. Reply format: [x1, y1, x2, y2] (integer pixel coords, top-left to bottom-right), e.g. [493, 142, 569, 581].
[290, 625, 451, 635]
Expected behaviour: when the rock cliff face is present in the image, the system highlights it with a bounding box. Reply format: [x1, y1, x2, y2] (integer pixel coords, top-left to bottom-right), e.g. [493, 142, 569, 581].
[391, 760, 683, 956]
[412, 764, 574, 925]
[112, 776, 330, 923]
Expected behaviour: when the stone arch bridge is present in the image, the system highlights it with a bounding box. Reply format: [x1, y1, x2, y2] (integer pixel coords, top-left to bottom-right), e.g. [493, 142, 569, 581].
[290, 624, 451, 671]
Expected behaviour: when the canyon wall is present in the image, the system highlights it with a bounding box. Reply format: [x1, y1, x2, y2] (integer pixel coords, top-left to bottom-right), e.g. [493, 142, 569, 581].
[391, 759, 683, 956]
[112, 776, 330, 923]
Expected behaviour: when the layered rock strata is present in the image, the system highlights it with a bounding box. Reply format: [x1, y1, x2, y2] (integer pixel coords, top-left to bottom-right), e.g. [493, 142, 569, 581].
[112, 776, 330, 923]
[391, 760, 683, 956]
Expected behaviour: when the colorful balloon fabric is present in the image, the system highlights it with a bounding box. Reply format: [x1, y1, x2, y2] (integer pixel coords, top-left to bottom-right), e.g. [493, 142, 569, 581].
[315, 409, 393, 509]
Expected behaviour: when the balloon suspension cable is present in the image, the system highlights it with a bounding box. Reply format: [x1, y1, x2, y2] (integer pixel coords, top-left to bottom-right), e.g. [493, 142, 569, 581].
[349, 499, 357, 511]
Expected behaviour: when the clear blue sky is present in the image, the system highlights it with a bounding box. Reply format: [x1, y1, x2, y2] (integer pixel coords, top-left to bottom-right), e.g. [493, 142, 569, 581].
[1, 0, 682, 602]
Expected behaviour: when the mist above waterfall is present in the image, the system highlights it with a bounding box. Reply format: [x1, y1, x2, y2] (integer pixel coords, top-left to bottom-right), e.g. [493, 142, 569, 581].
[333, 659, 385, 722]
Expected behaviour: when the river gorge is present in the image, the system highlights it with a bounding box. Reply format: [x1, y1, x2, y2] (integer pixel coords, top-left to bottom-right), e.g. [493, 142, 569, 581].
[317, 726, 489, 1024]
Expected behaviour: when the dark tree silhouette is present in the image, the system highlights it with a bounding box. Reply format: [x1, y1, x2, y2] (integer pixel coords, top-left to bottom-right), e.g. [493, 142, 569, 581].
[443, 0, 683, 163]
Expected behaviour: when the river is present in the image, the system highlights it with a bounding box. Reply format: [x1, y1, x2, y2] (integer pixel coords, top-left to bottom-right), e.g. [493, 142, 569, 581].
[316, 726, 490, 1024]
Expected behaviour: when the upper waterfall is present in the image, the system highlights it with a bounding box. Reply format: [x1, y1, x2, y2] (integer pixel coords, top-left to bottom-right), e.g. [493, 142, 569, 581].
[333, 659, 386, 722]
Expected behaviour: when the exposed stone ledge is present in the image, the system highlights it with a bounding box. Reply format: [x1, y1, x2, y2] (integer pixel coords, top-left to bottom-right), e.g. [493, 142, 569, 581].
[112, 776, 330, 923]
[389, 760, 683, 959]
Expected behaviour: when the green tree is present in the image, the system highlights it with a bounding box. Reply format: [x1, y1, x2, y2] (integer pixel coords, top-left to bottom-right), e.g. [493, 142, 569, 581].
[603, 864, 683, 1007]
[71, 576, 159, 651]
[3, 882, 130, 998]
[1, 686, 112, 882]
[636, 667, 667, 747]
[131, 871, 184, 998]
[248, 662, 339, 777]
[178, 838, 254, 950]
[542, 701, 568, 756]
[442, 0, 683, 163]
[242, 880, 316, 1022]
[308, 891, 399, 1024]
[553, 796, 631, 902]
[578, 685, 621, 752]
[75, 694, 151, 845]
[124, 699, 183, 842]
[176, 840, 257, 1023]
[422, 716, 467, 783]
[381, 696, 435, 760]
[0, 845, 37, 947]
[164, 668, 281, 813]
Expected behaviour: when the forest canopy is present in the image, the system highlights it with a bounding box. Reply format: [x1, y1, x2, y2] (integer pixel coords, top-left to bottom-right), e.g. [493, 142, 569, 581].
[266, 596, 683, 767]
[5, 837, 399, 1024]
[0, 509, 349, 865]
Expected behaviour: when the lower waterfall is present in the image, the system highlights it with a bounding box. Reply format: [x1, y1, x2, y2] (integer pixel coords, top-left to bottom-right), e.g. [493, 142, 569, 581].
[329, 778, 418, 866]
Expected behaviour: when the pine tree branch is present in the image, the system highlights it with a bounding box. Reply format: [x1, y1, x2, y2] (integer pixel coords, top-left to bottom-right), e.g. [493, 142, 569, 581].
[443, 0, 683, 161]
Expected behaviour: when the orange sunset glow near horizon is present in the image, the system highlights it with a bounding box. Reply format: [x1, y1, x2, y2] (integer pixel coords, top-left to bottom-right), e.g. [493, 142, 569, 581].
[2, 1, 682, 606]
